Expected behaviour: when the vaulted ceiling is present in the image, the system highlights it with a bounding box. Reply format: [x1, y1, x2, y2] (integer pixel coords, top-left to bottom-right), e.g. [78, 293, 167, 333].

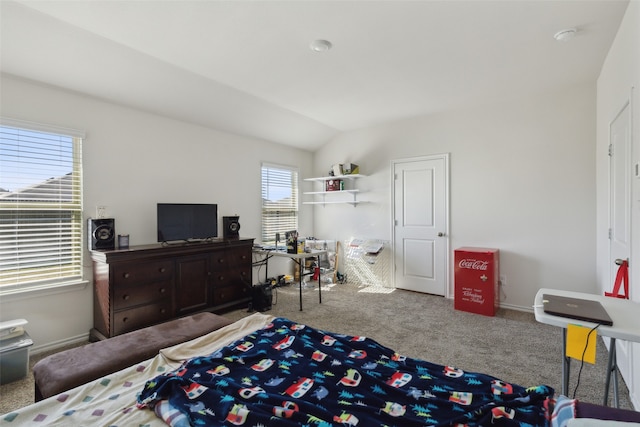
[0, 0, 629, 150]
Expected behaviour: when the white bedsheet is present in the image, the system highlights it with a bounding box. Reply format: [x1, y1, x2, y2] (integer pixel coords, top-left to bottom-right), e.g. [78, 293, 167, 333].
[0, 313, 274, 427]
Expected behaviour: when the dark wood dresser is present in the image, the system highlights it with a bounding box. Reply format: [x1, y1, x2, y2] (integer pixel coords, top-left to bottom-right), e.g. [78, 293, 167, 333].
[90, 238, 253, 340]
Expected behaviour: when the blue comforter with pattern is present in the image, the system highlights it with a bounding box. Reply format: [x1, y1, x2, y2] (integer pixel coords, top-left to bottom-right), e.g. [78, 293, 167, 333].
[137, 317, 553, 426]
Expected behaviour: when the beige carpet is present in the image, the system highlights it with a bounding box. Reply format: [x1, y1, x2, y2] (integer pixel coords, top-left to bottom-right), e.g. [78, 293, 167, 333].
[0, 281, 633, 415]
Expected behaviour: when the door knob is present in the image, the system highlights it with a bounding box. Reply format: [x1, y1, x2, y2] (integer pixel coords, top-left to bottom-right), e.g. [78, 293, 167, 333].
[615, 258, 627, 265]
[438, 232, 445, 237]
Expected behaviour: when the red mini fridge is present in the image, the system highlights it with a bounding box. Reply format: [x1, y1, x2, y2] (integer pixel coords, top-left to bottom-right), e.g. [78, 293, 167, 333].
[454, 247, 499, 316]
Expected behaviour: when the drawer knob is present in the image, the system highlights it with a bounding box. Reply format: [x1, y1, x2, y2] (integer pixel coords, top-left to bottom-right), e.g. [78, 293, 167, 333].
[122, 317, 128, 323]
[218, 275, 224, 281]
[159, 267, 166, 273]
[123, 272, 130, 279]
[159, 287, 166, 294]
[123, 294, 130, 301]
[160, 308, 166, 314]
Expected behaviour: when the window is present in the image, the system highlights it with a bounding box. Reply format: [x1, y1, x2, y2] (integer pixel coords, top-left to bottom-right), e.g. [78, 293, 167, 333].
[0, 120, 84, 294]
[261, 163, 298, 243]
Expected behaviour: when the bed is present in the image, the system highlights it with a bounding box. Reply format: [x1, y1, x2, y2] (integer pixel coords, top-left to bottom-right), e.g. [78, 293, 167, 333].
[1, 313, 638, 426]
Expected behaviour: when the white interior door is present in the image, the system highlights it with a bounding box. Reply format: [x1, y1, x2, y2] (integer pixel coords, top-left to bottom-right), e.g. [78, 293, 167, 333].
[392, 154, 449, 295]
[608, 99, 633, 396]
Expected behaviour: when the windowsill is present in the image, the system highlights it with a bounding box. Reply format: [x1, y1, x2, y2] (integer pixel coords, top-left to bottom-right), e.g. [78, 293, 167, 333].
[0, 280, 90, 302]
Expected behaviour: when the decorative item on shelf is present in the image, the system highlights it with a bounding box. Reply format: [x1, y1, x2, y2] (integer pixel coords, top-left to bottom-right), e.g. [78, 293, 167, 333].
[343, 163, 359, 175]
[286, 230, 298, 254]
[118, 234, 129, 249]
[332, 163, 343, 176]
[326, 179, 343, 191]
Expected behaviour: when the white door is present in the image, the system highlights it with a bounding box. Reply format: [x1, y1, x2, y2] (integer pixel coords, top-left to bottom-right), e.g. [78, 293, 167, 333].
[392, 154, 449, 295]
[608, 99, 633, 397]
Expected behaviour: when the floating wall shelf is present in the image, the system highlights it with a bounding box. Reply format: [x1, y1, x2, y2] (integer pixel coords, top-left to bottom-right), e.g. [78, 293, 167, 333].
[303, 174, 366, 207]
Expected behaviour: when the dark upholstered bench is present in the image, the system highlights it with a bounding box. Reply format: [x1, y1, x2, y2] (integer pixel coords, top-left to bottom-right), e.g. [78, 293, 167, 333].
[33, 312, 233, 401]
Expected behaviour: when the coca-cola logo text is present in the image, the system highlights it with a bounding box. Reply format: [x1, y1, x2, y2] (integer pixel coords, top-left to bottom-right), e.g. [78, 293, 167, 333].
[458, 259, 489, 270]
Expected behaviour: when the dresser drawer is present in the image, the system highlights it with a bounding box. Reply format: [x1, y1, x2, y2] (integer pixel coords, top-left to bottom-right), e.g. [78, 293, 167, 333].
[113, 302, 173, 335]
[113, 280, 172, 310]
[213, 281, 250, 306]
[210, 267, 251, 287]
[113, 260, 174, 286]
[210, 247, 252, 270]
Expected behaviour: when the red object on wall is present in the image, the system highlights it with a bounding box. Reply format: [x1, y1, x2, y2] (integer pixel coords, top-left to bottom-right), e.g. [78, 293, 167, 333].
[325, 179, 343, 191]
[454, 247, 499, 316]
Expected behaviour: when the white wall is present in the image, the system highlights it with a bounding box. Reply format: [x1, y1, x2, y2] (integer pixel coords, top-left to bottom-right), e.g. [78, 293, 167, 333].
[596, 0, 640, 409]
[312, 82, 597, 310]
[0, 74, 314, 352]
[0, 51, 615, 352]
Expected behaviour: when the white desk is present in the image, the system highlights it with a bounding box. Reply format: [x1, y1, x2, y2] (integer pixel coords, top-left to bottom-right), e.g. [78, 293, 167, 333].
[253, 249, 327, 311]
[534, 288, 640, 406]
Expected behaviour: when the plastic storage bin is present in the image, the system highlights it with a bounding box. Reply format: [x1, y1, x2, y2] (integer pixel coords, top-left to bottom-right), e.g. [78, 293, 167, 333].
[0, 319, 33, 385]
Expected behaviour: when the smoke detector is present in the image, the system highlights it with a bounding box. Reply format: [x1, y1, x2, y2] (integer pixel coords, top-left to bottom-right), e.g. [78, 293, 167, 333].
[553, 28, 577, 42]
[310, 39, 332, 52]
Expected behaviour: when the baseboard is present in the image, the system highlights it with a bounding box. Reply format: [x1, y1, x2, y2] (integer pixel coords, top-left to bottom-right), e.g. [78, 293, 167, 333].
[446, 295, 533, 314]
[498, 301, 533, 313]
[30, 333, 89, 356]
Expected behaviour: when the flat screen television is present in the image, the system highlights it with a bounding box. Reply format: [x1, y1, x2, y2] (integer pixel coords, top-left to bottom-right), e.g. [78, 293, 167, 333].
[157, 203, 218, 242]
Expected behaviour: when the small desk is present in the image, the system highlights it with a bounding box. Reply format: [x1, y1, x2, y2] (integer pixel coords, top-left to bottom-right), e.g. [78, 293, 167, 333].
[253, 248, 327, 311]
[534, 288, 640, 406]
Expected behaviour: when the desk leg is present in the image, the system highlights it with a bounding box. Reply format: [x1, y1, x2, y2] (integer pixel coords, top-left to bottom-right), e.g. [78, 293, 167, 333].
[562, 328, 571, 397]
[318, 261, 322, 304]
[604, 337, 619, 408]
[297, 259, 303, 311]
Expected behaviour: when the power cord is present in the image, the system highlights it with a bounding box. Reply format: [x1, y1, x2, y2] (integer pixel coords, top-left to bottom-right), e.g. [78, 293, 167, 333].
[572, 323, 601, 399]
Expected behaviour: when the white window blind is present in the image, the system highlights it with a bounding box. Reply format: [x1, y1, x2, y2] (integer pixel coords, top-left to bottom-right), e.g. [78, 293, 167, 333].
[261, 163, 298, 243]
[0, 121, 84, 293]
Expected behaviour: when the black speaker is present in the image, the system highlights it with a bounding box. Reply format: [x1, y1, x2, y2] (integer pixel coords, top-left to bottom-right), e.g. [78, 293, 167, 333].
[251, 283, 272, 312]
[88, 218, 115, 250]
[223, 216, 240, 238]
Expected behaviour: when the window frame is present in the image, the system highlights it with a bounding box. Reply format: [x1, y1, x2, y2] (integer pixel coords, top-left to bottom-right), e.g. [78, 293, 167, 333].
[261, 162, 299, 244]
[0, 118, 86, 296]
